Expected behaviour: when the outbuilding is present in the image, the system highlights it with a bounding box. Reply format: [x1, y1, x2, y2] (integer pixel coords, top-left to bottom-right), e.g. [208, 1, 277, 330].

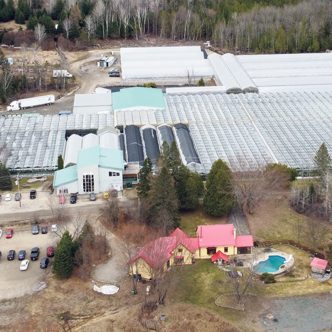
[310, 257, 329, 275]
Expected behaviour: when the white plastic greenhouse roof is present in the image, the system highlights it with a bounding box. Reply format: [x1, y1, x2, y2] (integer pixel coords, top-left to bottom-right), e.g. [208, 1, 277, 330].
[121, 46, 213, 80]
[226, 52, 332, 92]
[2, 90, 332, 173]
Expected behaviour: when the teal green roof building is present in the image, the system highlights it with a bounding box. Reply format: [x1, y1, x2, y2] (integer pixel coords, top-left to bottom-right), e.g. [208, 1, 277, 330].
[53, 165, 78, 187]
[53, 146, 124, 188]
[112, 87, 165, 110]
[78, 146, 124, 170]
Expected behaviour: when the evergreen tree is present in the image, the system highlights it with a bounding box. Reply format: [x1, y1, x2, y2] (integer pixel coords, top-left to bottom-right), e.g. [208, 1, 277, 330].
[314, 143, 331, 180]
[203, 159, 235, 217]
[53, 231, 76, 279]
[0, 163, 12, 191]
[39, 14, 55, 34]
[160, 141, 182, 175]
[198, 78, 205, 86]
[15, 10, 26, 24]
[51, 0, 65, 20]
[137, 158, 152, 199]
[57, 155, 64, 170]
[27, 15, 38, 30]
[175, 165, 204, 211]
[146, 166, 179, 234]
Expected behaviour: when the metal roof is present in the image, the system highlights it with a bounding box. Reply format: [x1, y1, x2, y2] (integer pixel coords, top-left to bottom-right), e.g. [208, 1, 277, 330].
[112, 87, 165, 111]
[141, 126, 160, 164]
[124, 125, 144, 165]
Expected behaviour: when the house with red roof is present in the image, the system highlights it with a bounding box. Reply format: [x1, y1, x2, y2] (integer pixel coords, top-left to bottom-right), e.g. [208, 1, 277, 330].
[129, 224, 253, 279]
[129, 228, 198, 279]
[196, 224, 253, 259]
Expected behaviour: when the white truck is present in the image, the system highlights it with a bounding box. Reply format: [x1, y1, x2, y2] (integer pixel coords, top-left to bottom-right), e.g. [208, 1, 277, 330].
[7, 95, 55, 111]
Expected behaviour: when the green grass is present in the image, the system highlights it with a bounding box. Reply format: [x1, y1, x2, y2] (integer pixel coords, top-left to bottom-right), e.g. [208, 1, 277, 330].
[7, 176, 53, 192]
[180, 209, 227, 236]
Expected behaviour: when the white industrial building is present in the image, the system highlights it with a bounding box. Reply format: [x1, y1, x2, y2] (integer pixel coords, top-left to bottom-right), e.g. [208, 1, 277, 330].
[53, 128, 123, 194]
[120, 46, 213, 81]
[73, 93, 112, 114]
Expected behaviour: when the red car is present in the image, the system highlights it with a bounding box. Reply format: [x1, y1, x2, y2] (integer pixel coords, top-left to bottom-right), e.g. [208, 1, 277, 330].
[47, 246, 55, 257]
[5, 228, 13, 239]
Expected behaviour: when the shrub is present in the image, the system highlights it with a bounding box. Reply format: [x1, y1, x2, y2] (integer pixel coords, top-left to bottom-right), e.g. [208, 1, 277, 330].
[260, 273, 276, 284]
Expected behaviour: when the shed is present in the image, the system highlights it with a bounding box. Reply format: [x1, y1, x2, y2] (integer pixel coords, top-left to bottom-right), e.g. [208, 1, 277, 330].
[310, 257, 328, 274]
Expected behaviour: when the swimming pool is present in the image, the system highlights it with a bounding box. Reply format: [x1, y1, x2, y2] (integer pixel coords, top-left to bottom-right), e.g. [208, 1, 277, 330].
[254, 255, 286, 274]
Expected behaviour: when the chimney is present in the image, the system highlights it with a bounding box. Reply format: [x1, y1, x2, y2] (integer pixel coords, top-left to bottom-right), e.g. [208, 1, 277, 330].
[233, 227, 236, 239]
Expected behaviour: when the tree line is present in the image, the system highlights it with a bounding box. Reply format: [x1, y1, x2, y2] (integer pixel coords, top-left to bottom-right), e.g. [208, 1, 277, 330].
[2, 0, 331, 54]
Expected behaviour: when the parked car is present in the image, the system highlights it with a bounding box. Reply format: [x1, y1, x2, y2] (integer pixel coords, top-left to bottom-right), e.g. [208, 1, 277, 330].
[31, 224, 40, 235]
[7, 250, 16, 260]
[14, 192, 21, 201]
[108, 69, 120, 77]
[20, 259, 29, 271]
[18, 250, 26, 260]
[4, 194, 11, 201]
[30, 247, 40, 261]
[30, 190, 37, 199]
[70, 193, 77, 204]
[40, 257, 49, 269]
[41, 226, 48, 234]
[47, 246, 55, 258]
[5, 228, 13, 239]
[89, 192, 97, 201]
[51, 224, 58, 232]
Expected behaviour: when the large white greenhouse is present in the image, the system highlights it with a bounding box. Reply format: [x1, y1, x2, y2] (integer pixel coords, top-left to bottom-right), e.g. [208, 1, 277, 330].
[1, 88, 331, 174]
[120, 46, 213, 80]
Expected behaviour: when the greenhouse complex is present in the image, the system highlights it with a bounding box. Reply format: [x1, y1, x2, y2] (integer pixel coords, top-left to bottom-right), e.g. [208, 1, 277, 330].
[1, 47, 332, 180]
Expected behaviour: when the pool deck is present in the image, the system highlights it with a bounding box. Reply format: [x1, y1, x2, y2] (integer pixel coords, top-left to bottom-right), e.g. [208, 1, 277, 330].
[253, 248, 294, 275]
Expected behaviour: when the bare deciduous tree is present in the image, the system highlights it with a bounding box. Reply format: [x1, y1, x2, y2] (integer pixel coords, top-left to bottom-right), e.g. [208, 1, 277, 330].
[34, 23, 46, 46]
[63, 18, 72, 39]
[84, 15, 95, 40]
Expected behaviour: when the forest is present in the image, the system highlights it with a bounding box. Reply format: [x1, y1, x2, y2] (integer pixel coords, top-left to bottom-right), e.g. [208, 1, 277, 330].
[0, 0, 331, 53]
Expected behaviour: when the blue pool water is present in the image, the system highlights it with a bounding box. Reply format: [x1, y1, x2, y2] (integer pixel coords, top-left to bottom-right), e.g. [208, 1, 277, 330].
[254, 255, 286, 274]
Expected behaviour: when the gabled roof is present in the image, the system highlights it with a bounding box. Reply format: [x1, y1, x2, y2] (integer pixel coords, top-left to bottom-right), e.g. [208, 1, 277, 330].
[197, 224, 236, 247]
[310, 257, 328, 270]
[53, 165, 78, 187]
[235, 235, 254, 248]
[170, 227, 189, 240]
[130, 228, 198, 269]
[211, 250, 229, 263]
[129, 237, 177, 269]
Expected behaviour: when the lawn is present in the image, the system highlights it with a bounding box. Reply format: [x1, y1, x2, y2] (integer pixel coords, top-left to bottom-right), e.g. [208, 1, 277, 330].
[180, 209, 227, 236]
[169, 260, 262, 332]
[247, 192, 332, 251]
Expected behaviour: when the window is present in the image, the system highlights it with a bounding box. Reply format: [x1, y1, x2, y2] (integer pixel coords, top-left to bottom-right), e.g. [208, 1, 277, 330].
[174, 256, 184, 265]
[178, 248, 183, 253]
[109, 171, 120, 177]
[224, 247, 228, 253]
[83, 174, 94, 192]
[207, 247, 216, 255]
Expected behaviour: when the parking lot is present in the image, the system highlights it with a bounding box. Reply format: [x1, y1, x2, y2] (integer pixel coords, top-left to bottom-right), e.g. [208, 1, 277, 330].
[0, 227, 57, 300]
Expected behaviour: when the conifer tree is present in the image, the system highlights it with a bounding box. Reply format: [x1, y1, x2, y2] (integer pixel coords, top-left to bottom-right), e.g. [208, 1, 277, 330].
[137, 158, 152, 199]
[203, 159, 235, 217]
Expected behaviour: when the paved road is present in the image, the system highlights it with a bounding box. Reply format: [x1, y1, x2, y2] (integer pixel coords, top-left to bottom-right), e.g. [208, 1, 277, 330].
[228, 208, 250, 235]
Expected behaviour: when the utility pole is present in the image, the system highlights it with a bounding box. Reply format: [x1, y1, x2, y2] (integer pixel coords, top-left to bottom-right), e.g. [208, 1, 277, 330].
[16, 173, 21, 208]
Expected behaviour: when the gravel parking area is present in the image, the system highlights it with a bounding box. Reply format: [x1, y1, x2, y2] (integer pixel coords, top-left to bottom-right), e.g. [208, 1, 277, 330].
[0, 228, 57, 300]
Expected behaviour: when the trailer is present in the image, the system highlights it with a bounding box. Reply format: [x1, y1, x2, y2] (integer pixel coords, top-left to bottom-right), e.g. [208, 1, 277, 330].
[53, 70, 73, 78]
[7, 95, 55, 111]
